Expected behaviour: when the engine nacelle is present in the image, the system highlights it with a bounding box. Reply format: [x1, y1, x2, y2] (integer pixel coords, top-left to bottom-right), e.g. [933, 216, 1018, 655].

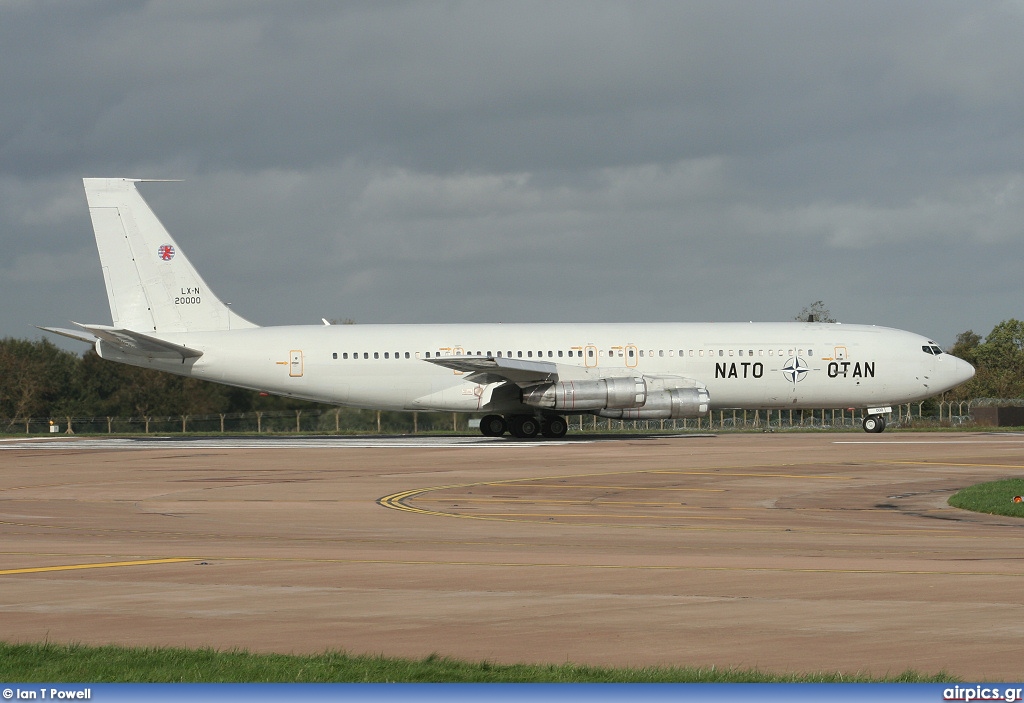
[595, 387, 710, 419]
[521, 377, 646, 411]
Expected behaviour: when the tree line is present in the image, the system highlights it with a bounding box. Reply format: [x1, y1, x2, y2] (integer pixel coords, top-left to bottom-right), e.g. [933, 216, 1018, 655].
[0, 339, 315, 425]
[1, 319, 1022, 426]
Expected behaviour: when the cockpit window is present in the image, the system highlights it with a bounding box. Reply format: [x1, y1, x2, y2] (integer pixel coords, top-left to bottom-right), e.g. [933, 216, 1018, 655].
[922, 345, 944, 355]
[931, 345, 943, 355]
[922, 345, 933, 355]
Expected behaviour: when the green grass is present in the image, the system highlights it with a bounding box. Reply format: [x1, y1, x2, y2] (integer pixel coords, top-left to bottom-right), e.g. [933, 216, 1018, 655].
[948, 478, 1024, 518]
[0, 643, 956, 683]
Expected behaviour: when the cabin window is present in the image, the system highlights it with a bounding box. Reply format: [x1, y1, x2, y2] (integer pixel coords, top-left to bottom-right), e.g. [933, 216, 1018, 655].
[558, 350, 563, 358]
[405, 352, 410, 359]
[517, 351, 523, 358]
[384, 352, 389, 359]
[342, 353, 348, 359]
[659, 350, 665, 357]
[332, 352, 338, 359]
[640, 350, 645, 357]
[729, 349, 735, 357]
[426, 352, 431, 358]
[374, 352, 379, 359]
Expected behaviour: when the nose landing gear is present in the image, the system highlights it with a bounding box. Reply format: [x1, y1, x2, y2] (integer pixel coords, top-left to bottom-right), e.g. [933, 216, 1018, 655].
[862, 414, 887, 433]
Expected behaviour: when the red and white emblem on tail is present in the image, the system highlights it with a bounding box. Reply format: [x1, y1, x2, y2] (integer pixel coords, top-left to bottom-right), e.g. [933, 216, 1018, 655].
[157, 244, 175, 261]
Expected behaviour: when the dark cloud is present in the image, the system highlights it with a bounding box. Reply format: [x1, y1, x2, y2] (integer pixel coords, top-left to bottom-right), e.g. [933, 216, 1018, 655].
[2, 1, 1023, 349]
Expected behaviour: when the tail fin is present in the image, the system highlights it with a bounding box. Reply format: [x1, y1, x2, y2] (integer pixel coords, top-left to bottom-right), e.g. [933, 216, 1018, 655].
[83, 178, 257, 333]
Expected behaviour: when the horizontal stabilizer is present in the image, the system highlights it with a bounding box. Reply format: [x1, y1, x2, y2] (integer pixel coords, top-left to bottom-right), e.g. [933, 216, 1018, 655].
[426, 355, 558, 386]
[74, 322, 203, 360]
[36, 326, 99, 345]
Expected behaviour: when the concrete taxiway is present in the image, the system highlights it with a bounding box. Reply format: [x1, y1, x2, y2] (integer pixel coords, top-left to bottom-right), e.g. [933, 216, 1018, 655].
[1, 432, 1023, 678]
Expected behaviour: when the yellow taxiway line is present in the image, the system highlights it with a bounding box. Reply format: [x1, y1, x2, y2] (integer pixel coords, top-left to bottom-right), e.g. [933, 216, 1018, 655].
[0, 557, 195, 575]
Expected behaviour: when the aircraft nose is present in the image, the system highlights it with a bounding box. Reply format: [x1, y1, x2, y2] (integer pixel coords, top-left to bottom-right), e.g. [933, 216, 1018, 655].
[949, 355, 975, 386]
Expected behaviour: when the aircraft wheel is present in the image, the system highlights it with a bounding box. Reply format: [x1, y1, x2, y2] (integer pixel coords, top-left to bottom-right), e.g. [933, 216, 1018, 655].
[541, 415, 568, 438]
[509, 415, 540, 439]
[862, 415, 886, 433]
[479, 414, 507, 437]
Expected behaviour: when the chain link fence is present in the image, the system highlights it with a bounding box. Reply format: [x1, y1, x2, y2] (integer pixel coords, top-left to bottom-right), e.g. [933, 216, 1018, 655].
[0, 400, 992, 436]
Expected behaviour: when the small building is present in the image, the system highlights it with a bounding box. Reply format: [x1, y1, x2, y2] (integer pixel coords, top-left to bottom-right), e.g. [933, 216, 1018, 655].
[972, 406, 1024, 427]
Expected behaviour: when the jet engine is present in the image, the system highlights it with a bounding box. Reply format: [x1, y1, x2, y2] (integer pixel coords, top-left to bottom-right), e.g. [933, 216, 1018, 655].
[595, 386, 710, 419]
[521, 375, 710, 419]
[520, 377, 646, 410]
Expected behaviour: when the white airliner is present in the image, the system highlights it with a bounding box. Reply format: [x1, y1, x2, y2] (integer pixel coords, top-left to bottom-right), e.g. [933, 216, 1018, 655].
[42, 178, 974, 438]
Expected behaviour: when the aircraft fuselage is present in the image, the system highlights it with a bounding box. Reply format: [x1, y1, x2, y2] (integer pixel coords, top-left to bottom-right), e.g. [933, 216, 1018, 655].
[96, 321, 967, 414]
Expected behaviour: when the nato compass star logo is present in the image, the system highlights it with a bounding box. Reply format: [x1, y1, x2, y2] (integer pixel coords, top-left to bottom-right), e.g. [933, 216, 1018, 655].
[157, 244, 175, 261]
[782, 356, 810, 383]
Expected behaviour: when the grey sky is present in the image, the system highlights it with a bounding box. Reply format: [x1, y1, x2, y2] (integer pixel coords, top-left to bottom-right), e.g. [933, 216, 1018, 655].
[3, 1, 1023, 349]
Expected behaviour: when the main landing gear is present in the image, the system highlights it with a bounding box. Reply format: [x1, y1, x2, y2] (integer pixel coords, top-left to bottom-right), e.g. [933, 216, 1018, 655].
[862, 414, 887, 433]
[479, 414, 568, 439]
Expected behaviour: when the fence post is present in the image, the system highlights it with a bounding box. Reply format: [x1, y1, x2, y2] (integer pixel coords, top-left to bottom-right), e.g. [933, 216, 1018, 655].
[220, 414, 226, 433]
[413, 411, 418, 434]
[256, 411, 263, 433]
[295, 409, 302, 433]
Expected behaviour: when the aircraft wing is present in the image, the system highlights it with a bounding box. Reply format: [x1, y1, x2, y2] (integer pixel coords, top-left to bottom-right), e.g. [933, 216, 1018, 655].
[72, 322, 203, 360]
[425, 355, 558, 386]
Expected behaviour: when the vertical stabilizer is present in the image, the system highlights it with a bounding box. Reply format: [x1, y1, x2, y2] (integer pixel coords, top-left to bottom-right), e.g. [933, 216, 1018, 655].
[84, 178, 257, 333]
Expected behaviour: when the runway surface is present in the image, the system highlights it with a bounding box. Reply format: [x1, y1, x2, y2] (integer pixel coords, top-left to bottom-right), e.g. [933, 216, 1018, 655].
[1, 431, 1023, 678]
